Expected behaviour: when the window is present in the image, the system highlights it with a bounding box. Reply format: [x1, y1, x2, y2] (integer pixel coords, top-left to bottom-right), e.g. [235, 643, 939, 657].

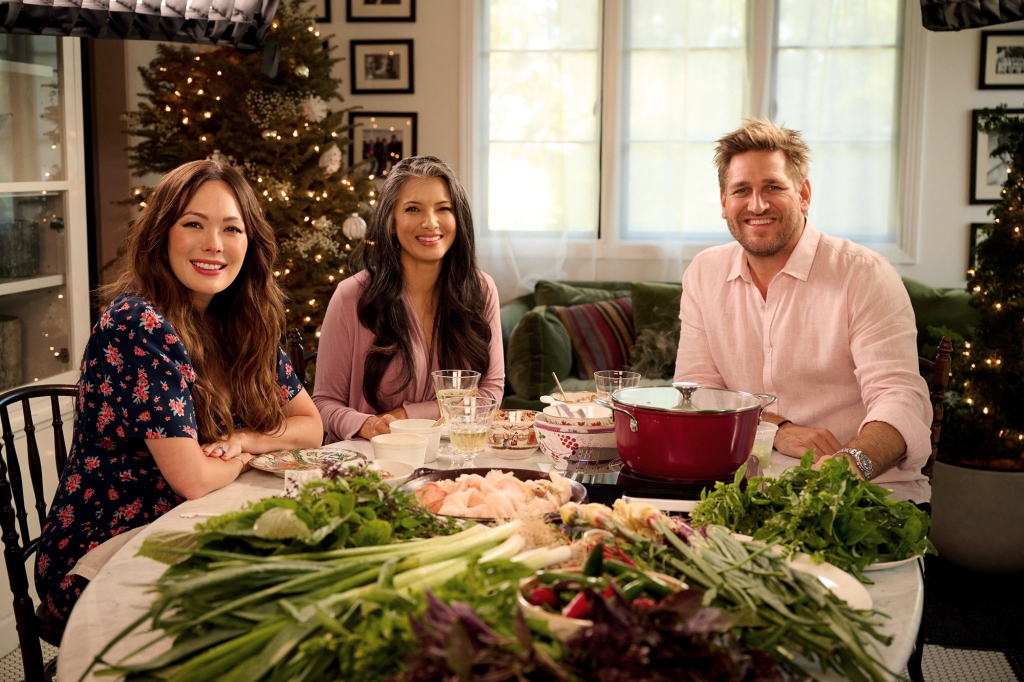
[475, 0, 916, 253]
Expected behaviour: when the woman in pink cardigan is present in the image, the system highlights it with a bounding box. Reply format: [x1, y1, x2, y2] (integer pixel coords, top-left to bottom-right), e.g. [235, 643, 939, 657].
[313, 156, 504, 441]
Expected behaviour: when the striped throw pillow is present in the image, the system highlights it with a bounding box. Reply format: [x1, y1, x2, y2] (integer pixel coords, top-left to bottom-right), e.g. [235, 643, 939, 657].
[549, 297, 635, 380]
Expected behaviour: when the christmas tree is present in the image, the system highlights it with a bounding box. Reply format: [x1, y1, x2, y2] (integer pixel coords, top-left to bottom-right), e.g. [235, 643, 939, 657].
[940, 105, 1024, 469]
[124, 0, 375, 350]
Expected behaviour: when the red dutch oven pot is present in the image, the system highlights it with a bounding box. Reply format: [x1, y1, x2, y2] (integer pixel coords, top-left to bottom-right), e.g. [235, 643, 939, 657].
[596, 382, 777, 481]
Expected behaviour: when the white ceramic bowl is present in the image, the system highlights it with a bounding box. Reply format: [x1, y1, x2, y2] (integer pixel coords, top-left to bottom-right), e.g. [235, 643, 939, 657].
[533, 416, 616, 470]
[370, 433, 428, 469]
[539, 391, 599, 404]
[368, 459, 415, 487]
[541, 403, 614, 428]
[487, 409, 540, 459]
[389, 419, 443, 463]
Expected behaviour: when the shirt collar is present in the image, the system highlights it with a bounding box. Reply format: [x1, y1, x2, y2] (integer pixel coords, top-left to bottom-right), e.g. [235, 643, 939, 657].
[725, 218, 820, 283]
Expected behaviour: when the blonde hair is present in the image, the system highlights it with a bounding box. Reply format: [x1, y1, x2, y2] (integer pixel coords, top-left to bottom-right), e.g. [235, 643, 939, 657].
[714, 118, 810, 190]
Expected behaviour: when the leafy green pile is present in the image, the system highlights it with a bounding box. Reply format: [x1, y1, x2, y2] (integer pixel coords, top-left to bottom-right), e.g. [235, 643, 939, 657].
[143, 466, 459, 568]
[690, 453, 935, 581]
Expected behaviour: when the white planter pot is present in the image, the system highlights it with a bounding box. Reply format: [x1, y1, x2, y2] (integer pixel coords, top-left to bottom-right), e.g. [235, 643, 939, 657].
[930, 460, 1024, 573]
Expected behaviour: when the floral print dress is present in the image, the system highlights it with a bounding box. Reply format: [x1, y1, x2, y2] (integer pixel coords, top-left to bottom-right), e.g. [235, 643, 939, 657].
[34, 293, 302, 621]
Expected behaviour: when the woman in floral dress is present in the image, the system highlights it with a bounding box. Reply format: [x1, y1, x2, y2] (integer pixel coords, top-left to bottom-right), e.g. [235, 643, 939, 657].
[35, 160, 323, 620]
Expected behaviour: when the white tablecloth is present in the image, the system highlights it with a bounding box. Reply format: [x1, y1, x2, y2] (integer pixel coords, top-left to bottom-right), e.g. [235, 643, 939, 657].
[58, 442, 923, 682]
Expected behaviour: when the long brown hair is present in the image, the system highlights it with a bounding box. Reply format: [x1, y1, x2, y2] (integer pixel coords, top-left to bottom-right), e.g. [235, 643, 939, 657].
[357, 156, 491, 412]
[101, 160, 287, 442]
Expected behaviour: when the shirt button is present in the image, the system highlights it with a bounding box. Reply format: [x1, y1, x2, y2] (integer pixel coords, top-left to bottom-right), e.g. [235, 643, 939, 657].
[765, 347, 771, 353]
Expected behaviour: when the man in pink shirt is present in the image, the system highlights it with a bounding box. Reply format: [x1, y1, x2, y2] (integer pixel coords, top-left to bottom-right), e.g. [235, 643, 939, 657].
[673, 119, 933, 502]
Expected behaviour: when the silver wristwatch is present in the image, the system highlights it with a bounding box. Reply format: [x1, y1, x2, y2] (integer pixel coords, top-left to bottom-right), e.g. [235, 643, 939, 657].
[836, 448, 874, 480]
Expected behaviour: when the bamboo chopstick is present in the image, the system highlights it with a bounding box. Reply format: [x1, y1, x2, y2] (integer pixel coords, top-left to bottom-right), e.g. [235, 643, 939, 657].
[432, 387, 479, 425]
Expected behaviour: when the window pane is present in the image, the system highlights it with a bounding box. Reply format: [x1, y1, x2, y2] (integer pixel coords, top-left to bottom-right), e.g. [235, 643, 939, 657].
[485, 0, 601, 234]
[773, 0, 903, 240]
[0, 36, 64, 183]
[778, 0, 899, 47]
[622, 0, 747, 239]
[488, 143, 599, 233]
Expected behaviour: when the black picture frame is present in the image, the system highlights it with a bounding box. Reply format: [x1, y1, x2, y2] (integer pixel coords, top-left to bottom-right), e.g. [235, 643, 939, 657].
[346, 0, 415, 22]
[969, 223, 991, 270]
[350, 39, 414, 94]
[348, 111, 418, 183]
[970, 108, 1024, 204]
[980, 30, 1024, 89]
[315, 0, 331, 23]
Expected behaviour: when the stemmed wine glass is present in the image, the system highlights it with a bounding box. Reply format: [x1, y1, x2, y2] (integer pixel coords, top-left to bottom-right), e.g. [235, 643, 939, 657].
[431, 370, 481, 467]
[440, 396, 498, 468]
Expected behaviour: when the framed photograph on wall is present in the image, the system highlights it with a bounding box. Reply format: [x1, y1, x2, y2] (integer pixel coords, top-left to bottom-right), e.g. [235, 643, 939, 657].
[350, 39, 414, 94]
[969, 223, 991, 270]
[314, 0, 331, 23]
[348, 112, 418, 182]
[980, 31, 1024, 89]
[970, 108, 1024, 204]
[346, 0, 415, 22]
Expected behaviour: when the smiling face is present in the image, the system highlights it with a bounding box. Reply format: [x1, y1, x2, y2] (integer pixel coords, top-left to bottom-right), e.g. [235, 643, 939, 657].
[393, 176, 457, 272]
[167, 180, 248, 312]
[721, 150, 811, 262]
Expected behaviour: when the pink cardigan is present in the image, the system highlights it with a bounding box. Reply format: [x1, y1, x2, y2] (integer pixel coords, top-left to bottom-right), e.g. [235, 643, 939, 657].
[313, 269, 505, 441]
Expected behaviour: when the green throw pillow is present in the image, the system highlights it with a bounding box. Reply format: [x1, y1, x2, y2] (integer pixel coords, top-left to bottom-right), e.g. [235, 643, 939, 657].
[902, 277, 980, 349]
[534, 280, 631, 307]
[506, 307, 574, 399]
[630, 282, 682, 379]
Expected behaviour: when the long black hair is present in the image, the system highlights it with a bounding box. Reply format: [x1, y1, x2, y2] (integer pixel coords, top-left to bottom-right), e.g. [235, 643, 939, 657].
[357, 156, 492, 412]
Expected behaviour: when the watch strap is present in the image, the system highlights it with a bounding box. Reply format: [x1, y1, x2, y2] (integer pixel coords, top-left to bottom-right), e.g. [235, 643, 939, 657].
[835, 447, 874, 480]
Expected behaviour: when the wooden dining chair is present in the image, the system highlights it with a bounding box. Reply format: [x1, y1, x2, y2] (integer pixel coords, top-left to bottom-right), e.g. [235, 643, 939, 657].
[286, 328, 318, 388]
[918, 336, 953, 481]
[0, 384, 78, 682]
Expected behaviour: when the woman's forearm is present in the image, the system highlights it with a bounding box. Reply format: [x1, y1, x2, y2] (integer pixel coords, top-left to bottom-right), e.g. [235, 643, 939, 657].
[238, 414, 323, 453]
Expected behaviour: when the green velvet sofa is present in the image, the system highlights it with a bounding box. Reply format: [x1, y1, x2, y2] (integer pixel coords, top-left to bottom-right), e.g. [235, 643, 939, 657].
[499, 278, 979, 411]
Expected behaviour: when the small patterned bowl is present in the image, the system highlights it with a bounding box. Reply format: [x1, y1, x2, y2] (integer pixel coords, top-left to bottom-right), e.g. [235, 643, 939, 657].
[487, 409, 540, 458]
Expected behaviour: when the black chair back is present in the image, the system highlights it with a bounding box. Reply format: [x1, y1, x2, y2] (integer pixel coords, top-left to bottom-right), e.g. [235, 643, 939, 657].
[0, 384, 78, 681]
[919, 336, 953, 480]
[286, 328, 318, 387]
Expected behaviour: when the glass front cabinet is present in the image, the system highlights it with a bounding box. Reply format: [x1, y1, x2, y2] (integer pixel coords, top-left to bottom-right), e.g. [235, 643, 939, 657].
[0, 35, 90, 391]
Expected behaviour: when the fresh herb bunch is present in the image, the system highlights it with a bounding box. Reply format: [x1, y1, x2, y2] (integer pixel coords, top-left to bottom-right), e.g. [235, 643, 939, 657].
[561, 502, 895, 682]
[186, 466, 460, 558]
[691, 453, 935, 581]
[561, 587, 789, 682]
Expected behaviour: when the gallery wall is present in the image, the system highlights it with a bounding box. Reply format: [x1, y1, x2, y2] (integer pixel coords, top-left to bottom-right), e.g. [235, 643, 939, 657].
[106, 6, 1024, 296]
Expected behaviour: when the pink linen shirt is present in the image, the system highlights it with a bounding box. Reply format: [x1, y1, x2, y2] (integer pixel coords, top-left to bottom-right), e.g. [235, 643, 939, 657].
[313, 269, 505, 442]
[674, 222, 933, 501]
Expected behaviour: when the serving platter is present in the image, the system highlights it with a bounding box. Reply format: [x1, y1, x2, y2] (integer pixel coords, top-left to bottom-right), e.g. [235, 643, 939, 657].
[400, 467, 587, 522]
[250, 448, 367, 477]
[862, 555, 922, 571]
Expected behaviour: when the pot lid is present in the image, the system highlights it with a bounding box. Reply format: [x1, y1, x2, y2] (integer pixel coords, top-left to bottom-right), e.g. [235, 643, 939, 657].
[611, 383, 767, 414]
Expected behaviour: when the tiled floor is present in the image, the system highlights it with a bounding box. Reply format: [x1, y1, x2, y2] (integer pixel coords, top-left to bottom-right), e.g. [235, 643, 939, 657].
[0, 644, 1019, 681]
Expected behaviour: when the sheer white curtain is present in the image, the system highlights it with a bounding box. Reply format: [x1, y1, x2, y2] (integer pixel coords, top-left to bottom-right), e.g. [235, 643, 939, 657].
[472, 0, 904, 302]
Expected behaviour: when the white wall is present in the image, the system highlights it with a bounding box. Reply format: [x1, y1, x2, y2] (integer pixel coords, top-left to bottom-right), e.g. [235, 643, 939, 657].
[113, 7, 1017, 297]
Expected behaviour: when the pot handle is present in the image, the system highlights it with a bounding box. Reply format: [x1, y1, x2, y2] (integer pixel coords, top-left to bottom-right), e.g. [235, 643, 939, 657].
[754, 393, 778, 421]
[594, 398, 638, 433]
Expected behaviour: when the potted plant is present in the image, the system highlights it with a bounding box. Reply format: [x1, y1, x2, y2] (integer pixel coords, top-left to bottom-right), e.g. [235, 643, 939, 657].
[929, 105, 1024, 572]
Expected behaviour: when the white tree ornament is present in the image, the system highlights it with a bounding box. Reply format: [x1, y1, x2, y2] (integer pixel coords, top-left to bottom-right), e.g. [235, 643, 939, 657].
[318, 144, 342, 176]
[342, 213, 367, 240]
[302, 96, 328, 123]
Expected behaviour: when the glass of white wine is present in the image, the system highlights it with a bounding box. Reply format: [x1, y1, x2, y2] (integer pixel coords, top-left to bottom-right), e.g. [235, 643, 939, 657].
[431, 370, 481, 466]
[440, 396, 498, 467]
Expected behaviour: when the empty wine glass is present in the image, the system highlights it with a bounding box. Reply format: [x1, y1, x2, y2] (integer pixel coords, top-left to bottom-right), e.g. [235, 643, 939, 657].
[594, 370, 641, 399]
[440, 396, 498, 467]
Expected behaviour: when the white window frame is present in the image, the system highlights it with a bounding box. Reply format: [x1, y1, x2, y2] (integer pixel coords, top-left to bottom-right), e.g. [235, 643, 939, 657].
[460, 0, 926, 265]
